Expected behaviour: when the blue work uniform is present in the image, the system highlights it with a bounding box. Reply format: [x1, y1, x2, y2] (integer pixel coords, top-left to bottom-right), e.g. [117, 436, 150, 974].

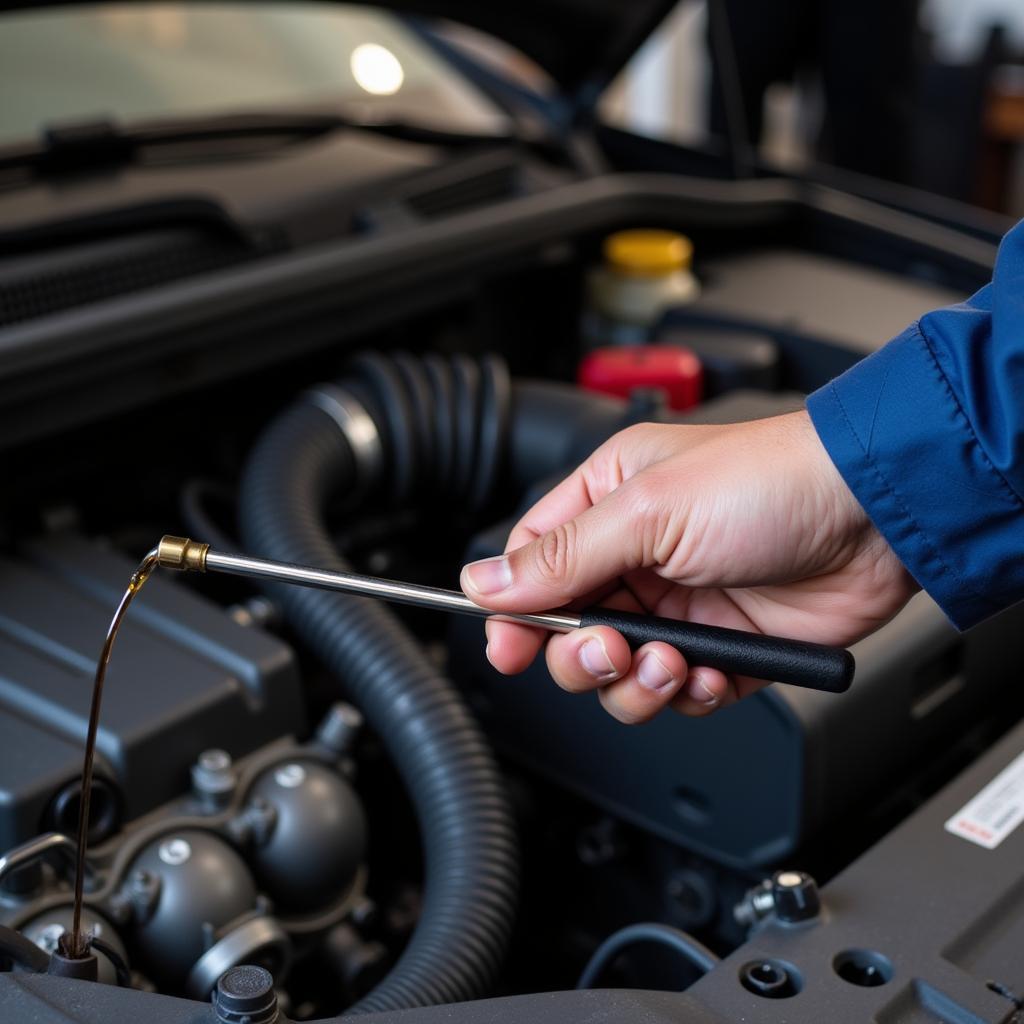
[807, 218, 1024, 629]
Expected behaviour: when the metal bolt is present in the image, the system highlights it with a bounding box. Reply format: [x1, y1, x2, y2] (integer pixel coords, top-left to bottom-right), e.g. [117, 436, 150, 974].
[734, 879, 776, 928]
[199, 750, 231, 772]
[124, 868, 160, 922]
[248, 798, 278, 846]
[273, 764, 306, 789]
[226, 798, 277, 848]
[316, 703, 363, 756]
[192, 749, 236, 801]
[158, 837, 192, 866]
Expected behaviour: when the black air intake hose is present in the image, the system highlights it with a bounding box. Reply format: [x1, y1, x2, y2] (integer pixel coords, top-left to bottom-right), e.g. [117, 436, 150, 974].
[240, 355, 502, 1015]
[240, 354, 638, 1014]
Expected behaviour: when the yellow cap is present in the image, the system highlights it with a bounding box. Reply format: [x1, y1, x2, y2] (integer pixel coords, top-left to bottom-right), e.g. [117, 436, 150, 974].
[604, 229, 692, 276]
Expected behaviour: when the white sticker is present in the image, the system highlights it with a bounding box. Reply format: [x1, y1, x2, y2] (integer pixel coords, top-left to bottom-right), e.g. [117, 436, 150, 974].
[944, 750, 1024, 850]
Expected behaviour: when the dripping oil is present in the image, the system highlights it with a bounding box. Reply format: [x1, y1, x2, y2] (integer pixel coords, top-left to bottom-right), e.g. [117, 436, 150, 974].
[59, 551, 158, 960]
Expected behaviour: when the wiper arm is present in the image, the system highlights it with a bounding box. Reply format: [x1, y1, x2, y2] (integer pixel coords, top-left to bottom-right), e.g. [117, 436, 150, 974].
[0, 111, 517, 176]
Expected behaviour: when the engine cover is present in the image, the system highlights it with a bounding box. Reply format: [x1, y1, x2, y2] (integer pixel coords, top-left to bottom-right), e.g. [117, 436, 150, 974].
[0, 534, 304, 851]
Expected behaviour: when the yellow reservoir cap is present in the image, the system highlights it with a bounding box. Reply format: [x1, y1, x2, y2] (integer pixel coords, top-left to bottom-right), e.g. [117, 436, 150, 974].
[604, 229, 693, 275]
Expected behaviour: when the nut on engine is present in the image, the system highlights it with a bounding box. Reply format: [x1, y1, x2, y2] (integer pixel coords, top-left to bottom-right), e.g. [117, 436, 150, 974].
[157, 536, 209, 572]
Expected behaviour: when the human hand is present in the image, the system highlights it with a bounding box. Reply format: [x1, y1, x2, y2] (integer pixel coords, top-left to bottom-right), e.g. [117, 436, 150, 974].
[460, 412, 917, 723]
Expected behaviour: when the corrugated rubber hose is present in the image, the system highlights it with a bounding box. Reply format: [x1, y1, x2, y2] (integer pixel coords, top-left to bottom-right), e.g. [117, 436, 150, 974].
[239, 354, 521, 1015]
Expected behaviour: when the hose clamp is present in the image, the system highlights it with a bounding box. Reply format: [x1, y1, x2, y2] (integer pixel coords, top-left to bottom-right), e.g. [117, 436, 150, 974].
[305, 385, 383, 491]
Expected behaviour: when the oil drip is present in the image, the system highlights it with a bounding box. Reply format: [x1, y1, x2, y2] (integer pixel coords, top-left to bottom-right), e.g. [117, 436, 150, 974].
[59, 550, 158, 960]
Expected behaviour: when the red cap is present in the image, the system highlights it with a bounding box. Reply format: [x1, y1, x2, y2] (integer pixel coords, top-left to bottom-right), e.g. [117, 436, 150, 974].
[578, 346, 703, 411]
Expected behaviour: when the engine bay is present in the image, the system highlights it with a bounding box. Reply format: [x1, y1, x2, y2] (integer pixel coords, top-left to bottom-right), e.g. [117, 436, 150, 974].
[1, 173, 1023, 1023]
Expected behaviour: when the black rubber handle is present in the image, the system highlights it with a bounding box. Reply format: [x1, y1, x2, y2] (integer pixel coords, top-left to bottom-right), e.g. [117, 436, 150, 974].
[579, 607, 855, 693]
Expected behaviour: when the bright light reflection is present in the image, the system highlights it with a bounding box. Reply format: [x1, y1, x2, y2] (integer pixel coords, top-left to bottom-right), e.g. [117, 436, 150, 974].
[350, 43, 404, 96]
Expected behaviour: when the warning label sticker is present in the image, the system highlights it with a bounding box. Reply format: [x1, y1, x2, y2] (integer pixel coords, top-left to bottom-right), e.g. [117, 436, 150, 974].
[945, 750, 1024, 850]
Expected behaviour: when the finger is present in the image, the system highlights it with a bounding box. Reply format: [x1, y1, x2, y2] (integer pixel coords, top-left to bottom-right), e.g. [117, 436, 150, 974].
[504, 422, 680, 549]
[669, 667, 735, 717]
[461, 477, 659, 613]
[483, 426, 675, 655]
[484, 472, 610, 661]
[507, 469, 600, 548]
[484, 617, 545, 675]
[544, 626, 632, 694]
[485, 575, 624, 672]
[596, 641, 689, 724]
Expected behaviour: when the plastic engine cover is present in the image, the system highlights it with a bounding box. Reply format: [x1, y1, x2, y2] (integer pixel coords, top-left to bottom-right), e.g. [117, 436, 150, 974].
[0, 534, 304, 851]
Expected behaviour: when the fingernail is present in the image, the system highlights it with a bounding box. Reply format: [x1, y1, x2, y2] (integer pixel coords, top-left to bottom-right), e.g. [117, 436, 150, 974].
[464, 556, 512, 596]
[688, 671, 719, 706]
[637, 652, 675, 692]
[579, 637, 617, 680]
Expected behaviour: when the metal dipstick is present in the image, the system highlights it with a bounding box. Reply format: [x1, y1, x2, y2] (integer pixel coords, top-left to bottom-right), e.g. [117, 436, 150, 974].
[156, 537, 855, 693]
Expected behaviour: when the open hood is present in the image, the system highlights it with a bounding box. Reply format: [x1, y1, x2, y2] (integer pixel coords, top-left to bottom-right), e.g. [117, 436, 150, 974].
[0, 0, 679, 101]
[379, 0, 679, 98]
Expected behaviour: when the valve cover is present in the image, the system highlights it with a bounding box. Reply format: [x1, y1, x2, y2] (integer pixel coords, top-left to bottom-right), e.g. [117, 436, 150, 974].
[0, 534, 304, 851]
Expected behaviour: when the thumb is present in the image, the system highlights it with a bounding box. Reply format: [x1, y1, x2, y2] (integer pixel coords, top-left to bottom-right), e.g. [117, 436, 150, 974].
[460, 485, 650, 612]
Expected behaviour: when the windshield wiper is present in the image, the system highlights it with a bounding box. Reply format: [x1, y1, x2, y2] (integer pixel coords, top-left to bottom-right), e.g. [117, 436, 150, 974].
[0, 111, 518, 176]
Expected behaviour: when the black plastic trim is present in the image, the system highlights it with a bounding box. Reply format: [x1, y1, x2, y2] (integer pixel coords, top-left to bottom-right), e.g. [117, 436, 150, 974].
[0, 174, 998, 451]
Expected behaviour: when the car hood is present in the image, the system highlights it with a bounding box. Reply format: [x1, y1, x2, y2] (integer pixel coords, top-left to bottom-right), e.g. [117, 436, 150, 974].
[0, 0, 679, 101]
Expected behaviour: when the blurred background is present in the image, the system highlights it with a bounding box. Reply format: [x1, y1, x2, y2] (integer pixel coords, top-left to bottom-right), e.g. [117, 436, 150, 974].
[603, 0, 1024, 215]
[479, 0, 1024, 216]
[3, 1, 1022, 215]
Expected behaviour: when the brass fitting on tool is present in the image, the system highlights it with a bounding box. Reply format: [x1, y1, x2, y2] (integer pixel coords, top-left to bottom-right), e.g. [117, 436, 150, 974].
[157, 536, 209, 572]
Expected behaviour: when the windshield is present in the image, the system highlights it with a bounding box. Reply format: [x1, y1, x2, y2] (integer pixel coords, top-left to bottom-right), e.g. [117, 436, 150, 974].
[0, 2, 508, 146]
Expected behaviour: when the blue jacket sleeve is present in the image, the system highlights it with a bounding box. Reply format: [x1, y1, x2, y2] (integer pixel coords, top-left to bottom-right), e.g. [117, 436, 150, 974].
[807, 218, 1024, 630]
